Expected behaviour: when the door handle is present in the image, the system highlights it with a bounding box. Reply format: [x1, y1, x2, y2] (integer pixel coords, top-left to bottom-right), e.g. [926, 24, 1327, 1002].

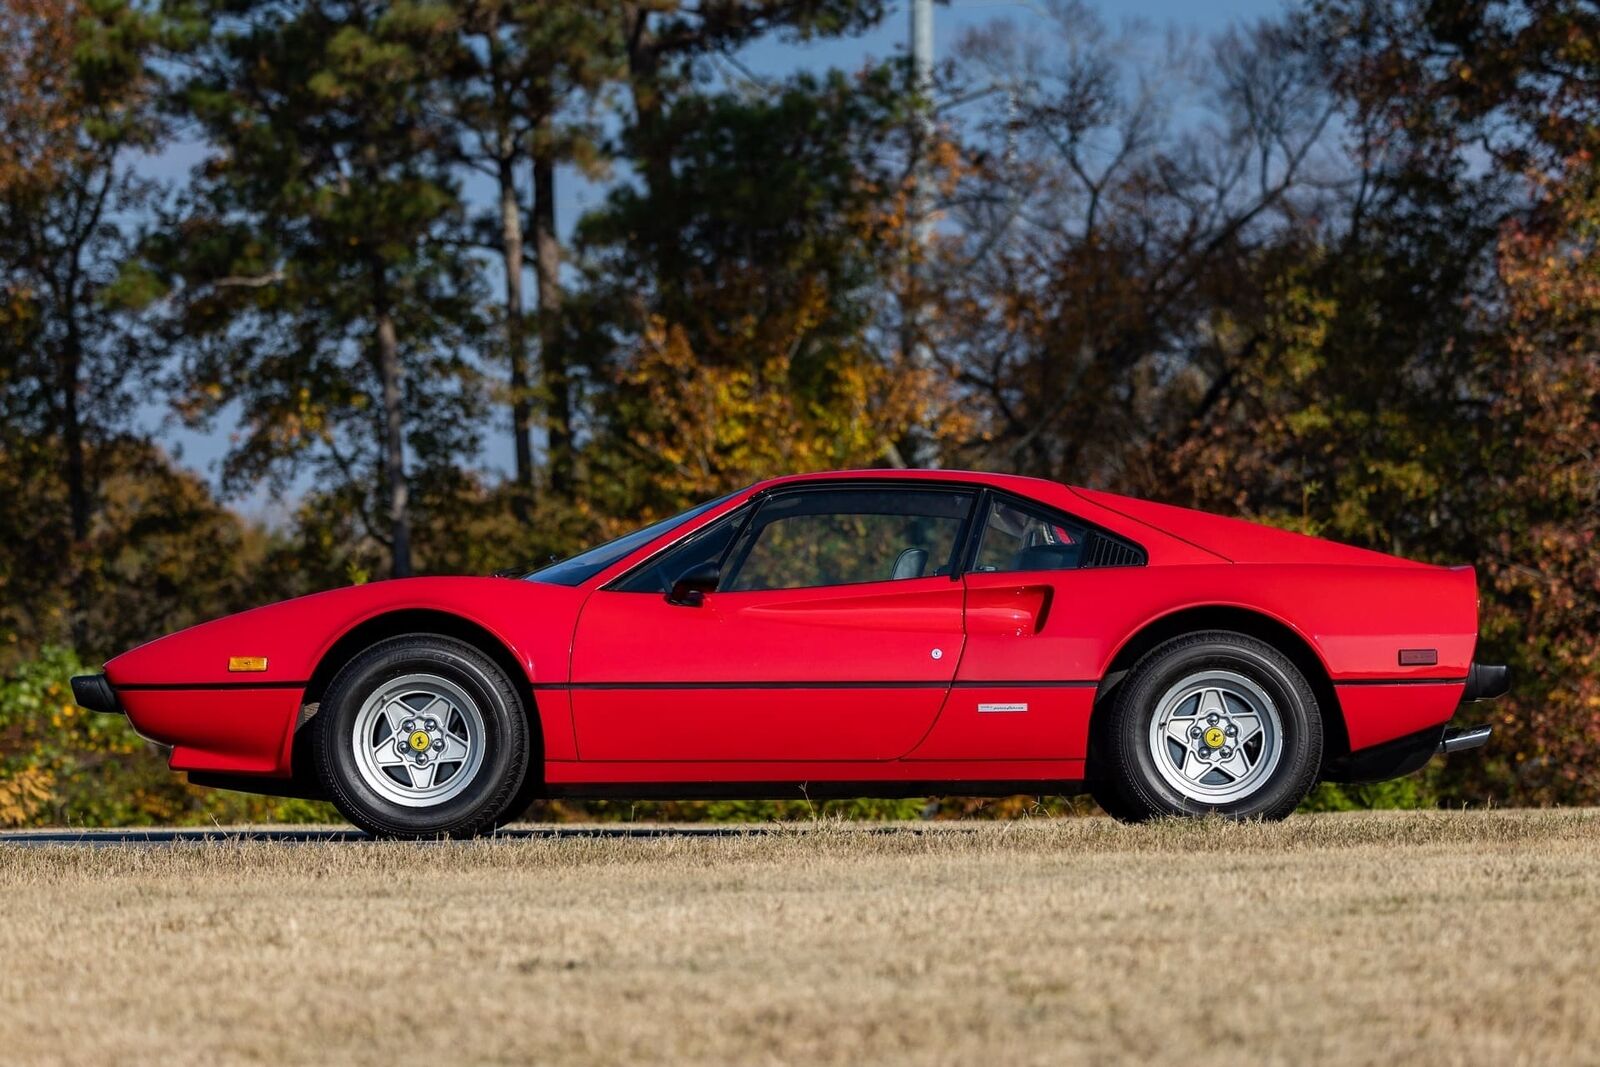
[966, 585, 1052, 636]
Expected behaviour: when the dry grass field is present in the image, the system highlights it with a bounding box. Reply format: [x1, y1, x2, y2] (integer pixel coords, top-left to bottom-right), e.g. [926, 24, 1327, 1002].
[2, 810, 1598, 1066]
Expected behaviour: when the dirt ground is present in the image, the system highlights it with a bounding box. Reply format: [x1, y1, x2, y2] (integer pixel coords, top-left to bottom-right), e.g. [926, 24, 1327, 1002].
[2, 809, 1597, 1066]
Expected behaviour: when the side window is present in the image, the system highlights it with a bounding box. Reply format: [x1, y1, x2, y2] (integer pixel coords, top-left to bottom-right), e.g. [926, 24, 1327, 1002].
[611, 505, 750, 594]
[724, 488, 974, 592]
[972, 497, 1089, 573]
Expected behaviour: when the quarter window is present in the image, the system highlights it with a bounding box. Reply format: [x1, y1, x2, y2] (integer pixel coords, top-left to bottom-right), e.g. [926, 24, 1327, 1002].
[971, 497, 1089, 572]
[725, 488, 974, 592]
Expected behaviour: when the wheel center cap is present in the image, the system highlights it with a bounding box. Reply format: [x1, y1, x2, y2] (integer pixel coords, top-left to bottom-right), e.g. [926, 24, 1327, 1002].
[1202, 726, 1227, 750]
[408, 730, 432, 752]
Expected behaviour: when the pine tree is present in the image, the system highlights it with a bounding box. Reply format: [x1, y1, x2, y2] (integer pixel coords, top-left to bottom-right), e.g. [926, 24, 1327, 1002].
[154, 0, 485, 577]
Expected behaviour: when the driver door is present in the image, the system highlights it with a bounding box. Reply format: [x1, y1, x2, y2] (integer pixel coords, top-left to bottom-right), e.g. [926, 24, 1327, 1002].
[568, 485, 975, 762]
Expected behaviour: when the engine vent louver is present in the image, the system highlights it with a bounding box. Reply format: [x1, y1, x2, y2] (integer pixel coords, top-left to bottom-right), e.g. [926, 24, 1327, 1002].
[1080, 531, 1147, 569]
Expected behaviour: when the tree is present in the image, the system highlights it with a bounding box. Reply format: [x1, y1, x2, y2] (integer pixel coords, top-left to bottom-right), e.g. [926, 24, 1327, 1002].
[941, 6, 1337, 484]
[1308, 0, 1600, 181]
[1485, 181, 1600, 802]
[1286, 0, 1600, 802]
[614, 1, 888, 204]
[573, 66, 938, 517]
[449, 2, 617, 506]
[0, 0, 165, 645]
[154, 0, 485, 578]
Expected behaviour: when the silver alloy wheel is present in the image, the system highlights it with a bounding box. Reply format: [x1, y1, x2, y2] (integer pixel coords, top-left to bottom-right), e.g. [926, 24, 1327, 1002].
[1147, 669, 1284, 803]
[351, 673, 486, 808]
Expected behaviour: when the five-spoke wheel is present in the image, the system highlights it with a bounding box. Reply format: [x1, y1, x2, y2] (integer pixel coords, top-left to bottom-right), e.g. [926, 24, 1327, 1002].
[1147, 670, 1284, 804]
[351, 674, 485, 807]
[313, 635, 530, 839]
[1094, 631, 1321, 821]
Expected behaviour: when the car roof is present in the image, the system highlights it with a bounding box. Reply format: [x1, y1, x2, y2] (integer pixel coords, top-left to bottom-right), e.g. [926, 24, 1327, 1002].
[750, 468, 1070, 496]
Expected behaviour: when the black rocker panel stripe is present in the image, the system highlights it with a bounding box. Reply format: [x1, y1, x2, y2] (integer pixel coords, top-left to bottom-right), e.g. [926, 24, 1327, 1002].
[115, 676, 1468, 692]
[114, 681, 311, 691]
[531, 680, 1100, 691]
[1334, 677, 1469, 687]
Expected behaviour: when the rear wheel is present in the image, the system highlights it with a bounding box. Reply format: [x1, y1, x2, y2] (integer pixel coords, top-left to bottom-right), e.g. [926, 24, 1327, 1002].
[312, 635, 529, 839]
[1096, 631, 1321, 821]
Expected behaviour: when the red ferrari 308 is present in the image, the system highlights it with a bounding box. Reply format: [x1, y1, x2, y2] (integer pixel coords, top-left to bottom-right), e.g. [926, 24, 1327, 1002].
[72, 470, 1507, 837]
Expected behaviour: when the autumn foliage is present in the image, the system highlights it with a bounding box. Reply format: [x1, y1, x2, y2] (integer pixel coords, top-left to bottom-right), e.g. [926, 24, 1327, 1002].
[1477, 171, 1600, 802]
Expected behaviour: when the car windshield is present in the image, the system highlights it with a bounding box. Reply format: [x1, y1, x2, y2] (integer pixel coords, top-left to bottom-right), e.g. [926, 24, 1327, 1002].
[524, 489, 745, 587]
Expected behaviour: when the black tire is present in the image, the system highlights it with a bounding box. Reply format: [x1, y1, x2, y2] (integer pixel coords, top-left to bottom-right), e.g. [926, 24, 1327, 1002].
[1095, 631, 1322, 821]
[492, 735, 545, 830]
[312, 634, 530, 839]
[1087, 777, 1146, 821]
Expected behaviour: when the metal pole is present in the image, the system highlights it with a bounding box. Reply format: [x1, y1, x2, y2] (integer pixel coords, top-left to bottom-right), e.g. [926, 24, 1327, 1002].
[910, 0, 933, 253]
[912, 0, 933, 104]
[905, 0, 939, 468]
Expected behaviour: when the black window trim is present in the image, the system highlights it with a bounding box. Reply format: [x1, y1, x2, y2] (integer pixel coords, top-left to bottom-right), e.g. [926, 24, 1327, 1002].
[962, 489, 1147, 574]
[601, 501, 758, 593]
[601, 477, 1146, 593]
[606, 479, 983, 593]
[719, 482, 981, 592]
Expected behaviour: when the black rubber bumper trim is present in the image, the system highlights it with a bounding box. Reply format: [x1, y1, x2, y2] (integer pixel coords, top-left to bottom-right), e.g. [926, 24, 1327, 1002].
[186, 772, 329, 801]
[1461, 662, 1510, 702]
[70, 674, 122, 715]
[1320, 724, 1446, 784]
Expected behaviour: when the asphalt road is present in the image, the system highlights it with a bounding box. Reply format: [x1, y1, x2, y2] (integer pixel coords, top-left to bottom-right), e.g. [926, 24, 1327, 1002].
[0, 823, 962, 847]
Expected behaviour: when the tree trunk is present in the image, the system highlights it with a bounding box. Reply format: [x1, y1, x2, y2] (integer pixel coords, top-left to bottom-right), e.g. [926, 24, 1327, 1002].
[54, 162, 115, 649]
[59, 320, 90, 648]
[59, 339, 89, 545]
[373, 268, 412, 578]
[499, 145, 535, 506]
[621, 4, 672, 205]
[532, 135, 570, 497]
[484, 11, 534, 508]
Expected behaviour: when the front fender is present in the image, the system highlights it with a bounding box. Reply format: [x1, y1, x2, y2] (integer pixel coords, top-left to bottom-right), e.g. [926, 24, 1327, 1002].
[105, 577, 586, 689]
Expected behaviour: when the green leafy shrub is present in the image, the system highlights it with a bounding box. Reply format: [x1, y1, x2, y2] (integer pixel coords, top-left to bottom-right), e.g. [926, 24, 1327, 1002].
[1299, 773, 1438, 813]
[0, 647, 333, 827]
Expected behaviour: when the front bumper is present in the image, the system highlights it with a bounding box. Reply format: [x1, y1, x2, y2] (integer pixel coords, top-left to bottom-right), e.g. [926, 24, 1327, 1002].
[70, 674, 121, 715]
[69, 672, 301, 776]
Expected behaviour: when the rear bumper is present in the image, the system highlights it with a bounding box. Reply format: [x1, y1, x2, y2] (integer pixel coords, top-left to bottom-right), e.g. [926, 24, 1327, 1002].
[1323, 721, 1492, 783]
[1324, 660, 1506, 783]
[1462, 662, 1510, 702]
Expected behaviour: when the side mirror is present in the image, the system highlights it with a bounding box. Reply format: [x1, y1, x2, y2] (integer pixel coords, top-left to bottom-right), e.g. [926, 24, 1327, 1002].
[666, 562, 720, 606]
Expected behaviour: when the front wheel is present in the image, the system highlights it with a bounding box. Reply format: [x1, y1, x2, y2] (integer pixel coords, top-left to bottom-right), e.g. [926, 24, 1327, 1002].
[1096, 631, 1322, 821]
[312, 635, 530, 839]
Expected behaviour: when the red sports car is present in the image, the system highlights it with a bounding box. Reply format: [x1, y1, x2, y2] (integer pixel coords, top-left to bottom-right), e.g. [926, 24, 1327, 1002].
[71, 470, 1506, 837]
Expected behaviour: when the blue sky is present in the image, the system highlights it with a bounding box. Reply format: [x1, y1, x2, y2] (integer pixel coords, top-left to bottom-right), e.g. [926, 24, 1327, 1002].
[742, 0, 1286, 74]
[146, 0, 1287, 515]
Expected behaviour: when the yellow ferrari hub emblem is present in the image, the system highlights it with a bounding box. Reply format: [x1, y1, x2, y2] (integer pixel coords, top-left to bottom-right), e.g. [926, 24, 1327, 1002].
[1202, 726, 1226, 749]
[408, 730, 432, 752]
